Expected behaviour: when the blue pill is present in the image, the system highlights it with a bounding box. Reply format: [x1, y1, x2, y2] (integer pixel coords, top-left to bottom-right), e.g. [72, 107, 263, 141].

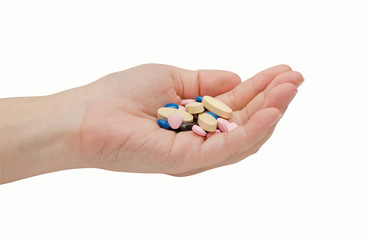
[164, 103, 179, 109]
[157, 119, 171, 129]
[205, 111, 218, 119]
[195, 96, 203, 102]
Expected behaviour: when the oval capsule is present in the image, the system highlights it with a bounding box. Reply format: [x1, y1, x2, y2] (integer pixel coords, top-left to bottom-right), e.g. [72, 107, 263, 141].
[217, 118, 230, 132]
[192, 125, 207, 137]
[195, 96, 203, 102]
[181, 99, 195, 105]
[165, 103, 179, 109]
[180, 122, 197, 131]
[157, 119, 171, 129]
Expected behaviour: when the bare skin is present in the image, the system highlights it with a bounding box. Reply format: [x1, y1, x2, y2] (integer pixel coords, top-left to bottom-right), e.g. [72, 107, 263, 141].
[0, 64, 303, 184]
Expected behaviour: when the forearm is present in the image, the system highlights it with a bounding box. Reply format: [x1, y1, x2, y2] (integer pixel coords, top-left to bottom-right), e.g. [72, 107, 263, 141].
[0, 89, 86, 184]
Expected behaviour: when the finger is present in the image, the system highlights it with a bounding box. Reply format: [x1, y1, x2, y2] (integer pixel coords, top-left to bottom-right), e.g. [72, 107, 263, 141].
[171, 114, 281, 177]
[174, 84, 299, 176]
[216, 64, 292, 111]
[170, 124, 278, 177]
[223, 84, 299, 166]
[174, 69, 241, 99]
[231, 81, 298, 125]
[231, 71, 302, 123]
[205, 121, 280, 173]
[171, 109, 281, 177]
[185, 107, 282, 171]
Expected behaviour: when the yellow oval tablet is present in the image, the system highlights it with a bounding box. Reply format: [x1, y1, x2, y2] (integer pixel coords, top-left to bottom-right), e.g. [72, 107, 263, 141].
[198, 113, 217, 132]
[185, 102, 205, 114]
[157, 107, 177, 120]
[175, 109, 194, 122]
[202, 96, 232, 119]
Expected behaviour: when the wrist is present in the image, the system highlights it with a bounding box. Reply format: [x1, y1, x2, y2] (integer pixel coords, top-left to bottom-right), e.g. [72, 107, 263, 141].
[0, 88, 87, 183]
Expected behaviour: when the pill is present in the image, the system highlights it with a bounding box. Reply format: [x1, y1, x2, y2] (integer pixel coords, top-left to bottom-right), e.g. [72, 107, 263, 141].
[206, 129, 221, 139]
[198, 112, 217, 132]
[205, 111, 218, 120]
[195, 96, 203, 102]
[157, 96, 234, 138]
[181, 99, 195, 105]
[157, 107, 177, 120]
[202, 96, 232, 119]
[192, 125, 207, 137]
[157, 119, 171, 129]
[175, 109, 194, 122]
[165, 103, 179, 109]
[168, 113, 183, 129]
[185, 102, 205, 114]
[227, 122, 238, 131]
[217, 118, 230, 132]
[179, 122, 197, 131]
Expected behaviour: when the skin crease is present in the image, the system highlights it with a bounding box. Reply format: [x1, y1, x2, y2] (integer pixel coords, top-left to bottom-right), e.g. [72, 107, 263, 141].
[0, 64, 303, 183]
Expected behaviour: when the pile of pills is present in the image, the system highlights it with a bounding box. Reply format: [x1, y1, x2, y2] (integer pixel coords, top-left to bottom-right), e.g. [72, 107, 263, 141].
[157, 96, 239, 139]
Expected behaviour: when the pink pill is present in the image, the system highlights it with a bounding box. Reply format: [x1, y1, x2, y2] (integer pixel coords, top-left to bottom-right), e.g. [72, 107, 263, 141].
[181, 99, 196, 105]
[227, 122, 238, 131]
[206, 129, 221, 139]
[192, 125, 207, 136]
[217, 118, 230, 132]
[168, 113, 183, 129]
[178, 105, 186, 111]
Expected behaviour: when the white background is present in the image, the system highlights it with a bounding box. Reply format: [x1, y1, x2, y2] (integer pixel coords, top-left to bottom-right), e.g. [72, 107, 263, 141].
[1, 0, 368, 239]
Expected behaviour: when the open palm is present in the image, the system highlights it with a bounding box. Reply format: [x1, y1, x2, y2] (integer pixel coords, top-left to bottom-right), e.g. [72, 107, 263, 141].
[77, 64, 303, 176]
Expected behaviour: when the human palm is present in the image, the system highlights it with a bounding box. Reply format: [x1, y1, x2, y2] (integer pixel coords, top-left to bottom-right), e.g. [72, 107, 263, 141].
[76, 64, 303, 176]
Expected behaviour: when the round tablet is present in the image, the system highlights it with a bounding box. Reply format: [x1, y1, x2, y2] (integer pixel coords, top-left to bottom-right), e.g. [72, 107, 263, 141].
[202, 96, 232, 119]
[185, 102, 205, 114]
[198, 113, 217, 132]
[205, 111, 218, 120]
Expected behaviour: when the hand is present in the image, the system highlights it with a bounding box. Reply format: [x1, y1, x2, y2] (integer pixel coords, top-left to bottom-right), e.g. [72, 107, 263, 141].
[0, 64, 303, 183]
[74, 64, 303, 176]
